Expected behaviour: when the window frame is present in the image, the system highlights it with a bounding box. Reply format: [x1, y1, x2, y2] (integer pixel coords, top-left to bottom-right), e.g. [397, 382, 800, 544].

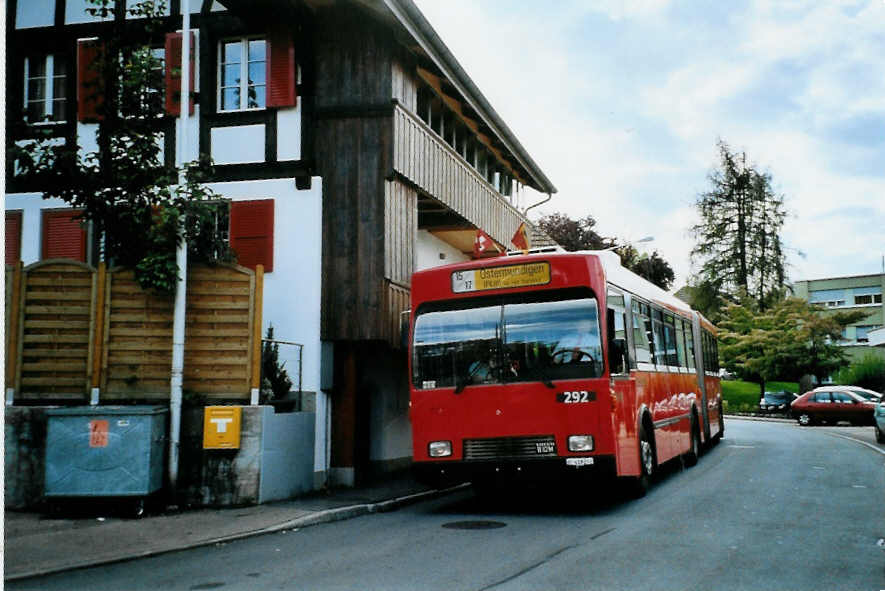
[217, 36, 267, 113]
[24, 53, 67, 125]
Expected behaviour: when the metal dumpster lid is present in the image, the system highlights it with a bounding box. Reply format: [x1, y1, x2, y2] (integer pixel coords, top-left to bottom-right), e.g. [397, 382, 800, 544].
[46, 405, 169, 416]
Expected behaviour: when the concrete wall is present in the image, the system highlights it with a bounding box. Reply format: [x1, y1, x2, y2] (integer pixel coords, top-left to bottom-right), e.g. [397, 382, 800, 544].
[259, 408, 315, 502]
[415, 230, 469, 271]
[364, 345, 412, 476]
[5, 405, 316, 510]
[4, 407, 49, 509]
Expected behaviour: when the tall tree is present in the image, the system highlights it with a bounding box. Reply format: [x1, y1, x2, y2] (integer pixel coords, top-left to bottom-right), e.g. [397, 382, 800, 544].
[690, 140, 787, 312]
[12, 0, 230, 294]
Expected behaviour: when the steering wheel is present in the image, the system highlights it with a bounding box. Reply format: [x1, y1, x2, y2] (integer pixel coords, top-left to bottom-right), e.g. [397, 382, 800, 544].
[550, 349, 596, 364]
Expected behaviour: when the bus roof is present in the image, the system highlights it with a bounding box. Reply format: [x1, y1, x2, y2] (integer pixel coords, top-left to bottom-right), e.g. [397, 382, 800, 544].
[413, 250, 715, 330]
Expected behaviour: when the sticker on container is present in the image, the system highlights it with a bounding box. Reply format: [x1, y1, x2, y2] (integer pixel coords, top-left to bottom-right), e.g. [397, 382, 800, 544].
[89, 420, 109, 448]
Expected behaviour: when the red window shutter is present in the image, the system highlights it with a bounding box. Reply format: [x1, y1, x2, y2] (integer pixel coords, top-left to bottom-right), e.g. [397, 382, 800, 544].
[77, 40, 104, 122]
[42, 210, 87, 262]
[266, 28, 297, 108]
[230, 200, 274, 272]
[165, 31, 195, 116]
[6, 211, 22, 264]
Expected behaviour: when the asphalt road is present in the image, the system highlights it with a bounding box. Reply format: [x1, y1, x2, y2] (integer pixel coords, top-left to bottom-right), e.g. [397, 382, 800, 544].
[11, 419, 885, 591]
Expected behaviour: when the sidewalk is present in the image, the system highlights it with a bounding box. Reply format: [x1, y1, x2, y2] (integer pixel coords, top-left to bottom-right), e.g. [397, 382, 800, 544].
[4, 474, 465, 582]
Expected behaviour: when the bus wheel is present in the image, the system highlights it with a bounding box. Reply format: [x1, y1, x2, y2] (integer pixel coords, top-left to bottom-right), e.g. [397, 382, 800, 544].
[625, 423, 655, 498]
[684, 417, 700, 467]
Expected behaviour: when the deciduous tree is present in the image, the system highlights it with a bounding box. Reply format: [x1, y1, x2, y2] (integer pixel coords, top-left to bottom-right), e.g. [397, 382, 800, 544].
[536, 212, 675, 290]
[718, 297, 866, 395]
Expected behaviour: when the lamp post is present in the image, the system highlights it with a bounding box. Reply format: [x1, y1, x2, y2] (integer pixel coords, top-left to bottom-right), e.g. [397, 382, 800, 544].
[603, 236, 654, 251]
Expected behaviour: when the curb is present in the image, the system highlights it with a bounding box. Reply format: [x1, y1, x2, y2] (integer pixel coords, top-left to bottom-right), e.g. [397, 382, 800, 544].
[724, 414, 794, 423]
[5, 483, 469, 582]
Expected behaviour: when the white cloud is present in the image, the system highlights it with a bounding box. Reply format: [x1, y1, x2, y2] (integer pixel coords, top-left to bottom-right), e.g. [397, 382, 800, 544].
[413, 0, 885, 287]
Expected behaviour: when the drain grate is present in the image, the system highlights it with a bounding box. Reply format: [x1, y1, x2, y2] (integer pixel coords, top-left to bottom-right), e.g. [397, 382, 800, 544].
[442, 520, 507, 530]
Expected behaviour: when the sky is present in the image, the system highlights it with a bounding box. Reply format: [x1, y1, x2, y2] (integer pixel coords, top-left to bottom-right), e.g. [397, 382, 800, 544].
[412, 0, 885, 288]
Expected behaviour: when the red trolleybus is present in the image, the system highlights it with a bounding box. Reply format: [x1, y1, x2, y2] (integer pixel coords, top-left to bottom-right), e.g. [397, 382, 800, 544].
[409, 249, 722, 496]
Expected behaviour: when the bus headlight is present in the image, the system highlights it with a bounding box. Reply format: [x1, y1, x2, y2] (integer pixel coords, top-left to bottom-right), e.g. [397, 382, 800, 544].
[428, 441, 452, 457]
[568, 435, 594, 452]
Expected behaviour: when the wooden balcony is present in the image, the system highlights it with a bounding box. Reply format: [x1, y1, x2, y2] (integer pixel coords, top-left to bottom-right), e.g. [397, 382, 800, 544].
[392, 104, 524, 248]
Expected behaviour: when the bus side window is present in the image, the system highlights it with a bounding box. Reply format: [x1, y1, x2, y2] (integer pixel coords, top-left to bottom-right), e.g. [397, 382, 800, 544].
[651, 309, 667, 368]
[674, 317, 688, 370]
[607, 307, 628, 375]
[631, 300, 652, 366]
[684, 320, 696, 370]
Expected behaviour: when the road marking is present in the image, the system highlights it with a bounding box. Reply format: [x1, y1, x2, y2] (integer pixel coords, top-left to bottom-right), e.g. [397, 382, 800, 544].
[727, 445, 756, 449]
[823, 432, 885, 456]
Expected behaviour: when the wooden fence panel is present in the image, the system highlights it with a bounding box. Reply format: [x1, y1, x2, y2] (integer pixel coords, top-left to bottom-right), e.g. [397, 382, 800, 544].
[102, 268, 174, 399]
[184, 264, 255, 399]
[16, 260, 95, 401]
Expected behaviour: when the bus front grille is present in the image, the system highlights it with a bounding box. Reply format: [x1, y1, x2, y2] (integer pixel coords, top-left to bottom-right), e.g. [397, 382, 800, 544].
[463, 435, 557, 460]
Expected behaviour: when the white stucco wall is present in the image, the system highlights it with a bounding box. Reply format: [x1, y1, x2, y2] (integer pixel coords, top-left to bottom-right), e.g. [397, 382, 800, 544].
[415, 229, 469, 271]
[5, 194, 72, 263]
[207, 177, 327, 480]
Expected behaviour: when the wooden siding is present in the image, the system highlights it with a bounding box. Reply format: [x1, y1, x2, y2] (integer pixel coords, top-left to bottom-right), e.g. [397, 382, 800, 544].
[391, 59, 417, 113]
[316, 114, 392, 342]
[384, 179, 417, 286]
[382, 279, 410, 349]
[16, 260, 95, 400]
[392, 104, 524, 246]
[313, 7, 393, 110]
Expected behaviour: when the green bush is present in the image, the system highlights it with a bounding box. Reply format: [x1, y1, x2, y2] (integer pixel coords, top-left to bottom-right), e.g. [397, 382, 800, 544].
[721, 380, 798, 412]
[835, 355, 885, 393]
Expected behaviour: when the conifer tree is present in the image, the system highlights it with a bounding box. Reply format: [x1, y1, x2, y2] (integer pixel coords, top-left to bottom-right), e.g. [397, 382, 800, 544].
[690, 140, 788, 314]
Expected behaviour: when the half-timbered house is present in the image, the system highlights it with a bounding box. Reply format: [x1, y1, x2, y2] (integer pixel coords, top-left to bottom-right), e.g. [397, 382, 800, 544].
[5, 0, 556, 491]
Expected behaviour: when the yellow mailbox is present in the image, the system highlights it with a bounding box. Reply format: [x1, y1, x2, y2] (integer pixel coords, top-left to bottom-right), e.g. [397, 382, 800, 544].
[203, 406, 242, 449]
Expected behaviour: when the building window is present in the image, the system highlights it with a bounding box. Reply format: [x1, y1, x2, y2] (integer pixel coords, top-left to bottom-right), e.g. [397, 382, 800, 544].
[856, 325, 881, 343]
[219, 38, 266, 111]
[854, 292, 882, 305]
[25, 54, 67, 124]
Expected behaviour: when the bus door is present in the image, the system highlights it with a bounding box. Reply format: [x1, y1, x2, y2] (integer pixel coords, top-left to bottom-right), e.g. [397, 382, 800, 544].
[607, 287, 639, 477]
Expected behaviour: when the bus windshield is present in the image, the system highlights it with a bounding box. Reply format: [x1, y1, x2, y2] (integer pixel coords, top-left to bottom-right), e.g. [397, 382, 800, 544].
[412, 297, 603, 389]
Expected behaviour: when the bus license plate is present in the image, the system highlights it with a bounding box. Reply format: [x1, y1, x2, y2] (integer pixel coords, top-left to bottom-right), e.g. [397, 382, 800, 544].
[566, 457, 594, 467]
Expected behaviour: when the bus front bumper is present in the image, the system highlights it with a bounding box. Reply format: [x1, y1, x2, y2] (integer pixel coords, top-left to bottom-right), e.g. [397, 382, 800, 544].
[413, 455, 617, 488]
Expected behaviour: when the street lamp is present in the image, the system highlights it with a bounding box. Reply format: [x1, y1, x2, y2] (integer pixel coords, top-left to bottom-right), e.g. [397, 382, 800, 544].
[603, 236, 654, 251]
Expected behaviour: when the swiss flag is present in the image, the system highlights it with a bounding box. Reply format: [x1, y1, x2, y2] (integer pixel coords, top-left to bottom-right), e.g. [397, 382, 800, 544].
[473, 229, 503, 259]
[511, 222, 530, 253]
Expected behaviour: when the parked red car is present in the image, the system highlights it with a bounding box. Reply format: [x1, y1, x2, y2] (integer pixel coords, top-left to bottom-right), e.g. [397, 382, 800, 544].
[791, 388, 877, 426]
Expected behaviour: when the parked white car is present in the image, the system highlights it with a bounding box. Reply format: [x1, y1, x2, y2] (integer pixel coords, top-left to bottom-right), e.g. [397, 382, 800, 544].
[875, 400, 885, 443]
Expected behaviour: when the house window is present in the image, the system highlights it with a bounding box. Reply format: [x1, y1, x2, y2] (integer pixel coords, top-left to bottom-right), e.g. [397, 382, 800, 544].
[121, 46, 165, 117]
[6, 211, 23, 264]
[219, 38, 266, 111]
[25, 54, 67, 124]
[229, 199, 274, 272]
[42, 209, 87, 262]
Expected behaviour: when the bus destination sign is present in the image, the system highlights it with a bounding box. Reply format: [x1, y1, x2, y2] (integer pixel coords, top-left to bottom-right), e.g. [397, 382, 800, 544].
[451, 262, 551, 293]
